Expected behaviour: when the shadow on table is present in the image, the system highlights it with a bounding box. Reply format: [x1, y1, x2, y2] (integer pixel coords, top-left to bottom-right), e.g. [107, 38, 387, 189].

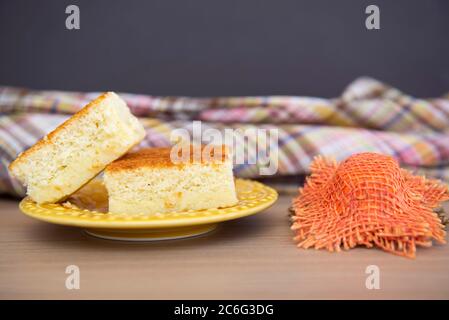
[24, 210, 275, 252]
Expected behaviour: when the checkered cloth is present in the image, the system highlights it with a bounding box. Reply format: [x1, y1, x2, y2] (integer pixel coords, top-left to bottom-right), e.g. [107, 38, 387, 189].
[1, 77, 448, 198]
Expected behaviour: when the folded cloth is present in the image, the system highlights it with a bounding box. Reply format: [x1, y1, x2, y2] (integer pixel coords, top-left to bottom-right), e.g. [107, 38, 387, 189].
[1, 77, 448, 198]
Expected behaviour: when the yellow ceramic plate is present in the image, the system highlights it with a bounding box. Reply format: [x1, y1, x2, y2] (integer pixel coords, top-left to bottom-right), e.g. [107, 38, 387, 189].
[19, 179, 278, 241]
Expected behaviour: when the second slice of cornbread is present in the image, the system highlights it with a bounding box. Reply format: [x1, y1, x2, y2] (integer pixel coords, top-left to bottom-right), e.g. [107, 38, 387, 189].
[104, 146, 238, 214]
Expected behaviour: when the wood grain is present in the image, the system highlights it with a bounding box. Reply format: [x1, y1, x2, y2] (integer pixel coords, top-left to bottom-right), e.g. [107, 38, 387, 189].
[0, 197, 448, 299]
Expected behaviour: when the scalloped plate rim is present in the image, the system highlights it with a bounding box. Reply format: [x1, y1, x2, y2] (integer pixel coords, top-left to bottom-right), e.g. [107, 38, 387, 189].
[18, 179, 278, 229]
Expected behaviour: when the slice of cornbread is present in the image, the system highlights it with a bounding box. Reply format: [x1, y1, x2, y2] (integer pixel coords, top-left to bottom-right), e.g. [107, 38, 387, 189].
[104, 146, 238, 214]
[9, 92, 146, 204]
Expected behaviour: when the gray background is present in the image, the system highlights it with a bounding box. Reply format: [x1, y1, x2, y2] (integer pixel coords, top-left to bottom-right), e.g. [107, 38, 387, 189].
[0, 0, 448, 97]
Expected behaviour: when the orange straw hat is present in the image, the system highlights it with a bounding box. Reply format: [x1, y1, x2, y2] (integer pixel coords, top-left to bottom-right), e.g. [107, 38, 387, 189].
[291, 153, 449, 258]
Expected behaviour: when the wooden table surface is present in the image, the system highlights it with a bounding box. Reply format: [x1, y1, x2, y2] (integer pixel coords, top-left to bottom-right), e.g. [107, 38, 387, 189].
[1, 196, 448, 300]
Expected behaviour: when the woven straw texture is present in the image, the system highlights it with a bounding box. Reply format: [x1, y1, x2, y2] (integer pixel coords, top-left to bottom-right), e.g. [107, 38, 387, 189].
[292, 153, 449, 258]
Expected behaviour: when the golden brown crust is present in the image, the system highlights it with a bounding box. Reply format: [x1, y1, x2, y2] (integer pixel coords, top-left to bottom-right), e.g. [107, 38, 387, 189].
[106, 145, 230, 172]
[9, 92, 114, 172]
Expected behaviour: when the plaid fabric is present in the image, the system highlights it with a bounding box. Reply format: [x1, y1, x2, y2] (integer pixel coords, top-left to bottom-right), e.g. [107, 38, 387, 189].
[1, 77, 448, 198]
